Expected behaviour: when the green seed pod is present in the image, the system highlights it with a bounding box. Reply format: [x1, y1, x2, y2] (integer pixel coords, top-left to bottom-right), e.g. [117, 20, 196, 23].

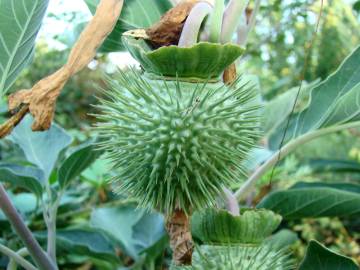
[171, 244, 294, 270]
[95, 70, 260, 213]
[192, 208, 282, 245]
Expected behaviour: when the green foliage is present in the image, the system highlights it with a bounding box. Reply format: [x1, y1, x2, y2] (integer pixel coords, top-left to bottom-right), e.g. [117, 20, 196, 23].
[96, 70, 260, 213]
[9, 115, 72, 179]
[35, 228, 120, 264]
[173, 244, 294, 270]
[58, 142, 102, 189]
[266, 229, 299, 250]
[192, 208, 281, 245]
[0, 164, 44, 197]
[0, 0, 49, 96]
[299, 240, 359, 270]
[307, 159, 360, 174]
[243, 0, 360, 94]
[84, 0, 172, 52]
[270, 46, 360, 149]
[90, 205, 166, 260]
[258, 182, 360, 219]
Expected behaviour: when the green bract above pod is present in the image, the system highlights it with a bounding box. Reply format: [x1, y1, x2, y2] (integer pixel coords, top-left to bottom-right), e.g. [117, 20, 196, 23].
[95, 70, 260, 213]
[122, 31, 244, 82]
[192, 208, 282, 245]
[172, 245, 294, 270]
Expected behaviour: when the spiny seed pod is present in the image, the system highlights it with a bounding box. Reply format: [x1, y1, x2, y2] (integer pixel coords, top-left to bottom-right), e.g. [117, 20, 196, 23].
[172, 244, 295, 270]
[95, 70, 260, 213]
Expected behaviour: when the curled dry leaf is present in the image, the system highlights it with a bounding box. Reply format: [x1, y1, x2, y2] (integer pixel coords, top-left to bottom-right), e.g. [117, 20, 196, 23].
[2, 0, 124, 135]
[145, 0, 200, 47]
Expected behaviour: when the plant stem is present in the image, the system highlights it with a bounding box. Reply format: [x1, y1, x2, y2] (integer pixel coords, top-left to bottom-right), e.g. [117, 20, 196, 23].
[0, 245, 37, 270]
[0, 184, 56, 270]
[237, 0, 261, 46]
[223, 187, 240, 215]
[235, 121, 360, 200]
[221, 0, 249, 43]
[44, 187, 63, 264]
[209, 0, 225, 43]
[166, 209, 193, 265]
[7, 248, 32, 270]
[178, 2, 213, 47]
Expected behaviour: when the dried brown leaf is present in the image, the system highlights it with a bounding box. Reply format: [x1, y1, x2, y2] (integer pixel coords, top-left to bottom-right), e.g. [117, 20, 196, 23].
[145, 0, 199, 47]
[5, 0, 124, 133]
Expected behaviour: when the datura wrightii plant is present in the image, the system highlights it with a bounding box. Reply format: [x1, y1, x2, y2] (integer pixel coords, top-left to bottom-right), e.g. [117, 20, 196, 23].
[95, 0, 292, 267]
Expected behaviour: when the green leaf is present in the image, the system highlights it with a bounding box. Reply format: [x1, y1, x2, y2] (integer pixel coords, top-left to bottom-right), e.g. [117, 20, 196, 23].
[58, 142, 101, 189]
[265, 229, 298, 249]
[0, 0, 49, 96]
[262, 80, 319, 135]
[307, 159, 360, 174]
[354, 1, 360, 12]
[291, 181, 360, 194]
[133, 212, 167, 258]
[90, 205, 145, 259]
[0, 193, 37, 220]
[0, 164, 44, 196]
[81, 158, 110, 187]
[270, 46, 360, 149]
[37, 229, 119, 263]
[84, 0, 172, 52]
[9, 115, 72, 179]
[90, 205, 166, 260]
[299, 240, 358, 270]
[257, 186, 360, 219]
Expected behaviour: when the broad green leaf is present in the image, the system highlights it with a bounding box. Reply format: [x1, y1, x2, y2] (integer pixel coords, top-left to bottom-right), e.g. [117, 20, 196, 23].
[265, 229, 298, 249]
[262, 80, 319, 135]
[90, 205, 145, 259]
[307, 159, 360, 174]
[270, 46, 360, 149]
[9, 115, 72, 179]
[0, 0, 49, 96]
[35, 229, 119, 263]
[257, 186, 360, 219]
[132, 212, 166, 255]
[84, 0, 172, 52]
[0, 164, 44, 196]
[58, 142, 101, 189]
[291, 181, 360, 194]
[299, 240, 358, 270]
[90, 205, 166, 260]
[0, 193, 37, 220]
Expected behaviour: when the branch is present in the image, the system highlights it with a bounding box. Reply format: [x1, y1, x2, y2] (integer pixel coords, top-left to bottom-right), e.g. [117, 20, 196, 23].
[7, 248, 32, 270]
[0, 105, 29, 139]
[235, 121, 360, 200]
[0, 245, 36, 270]
[0, 184, 56, 270]
[0, 0, 124, 137]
